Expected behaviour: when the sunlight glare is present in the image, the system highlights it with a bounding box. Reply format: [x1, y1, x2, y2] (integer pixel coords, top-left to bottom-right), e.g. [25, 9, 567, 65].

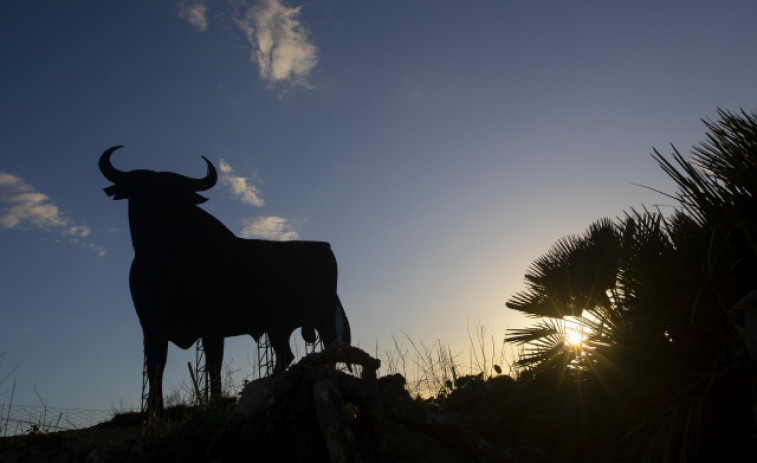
[562, 319, 587, 348]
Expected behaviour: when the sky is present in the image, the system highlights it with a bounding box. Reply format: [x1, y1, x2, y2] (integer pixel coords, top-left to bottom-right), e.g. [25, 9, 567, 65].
[1, 0, 756, 412]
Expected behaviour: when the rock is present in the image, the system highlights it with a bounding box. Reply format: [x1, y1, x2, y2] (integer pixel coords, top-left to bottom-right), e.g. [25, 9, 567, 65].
[211, 344, 550, 463]
[312, 378, 360, 463]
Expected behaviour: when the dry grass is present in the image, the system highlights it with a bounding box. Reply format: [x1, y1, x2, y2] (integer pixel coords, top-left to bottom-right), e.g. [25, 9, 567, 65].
[377, 321, 514, 398]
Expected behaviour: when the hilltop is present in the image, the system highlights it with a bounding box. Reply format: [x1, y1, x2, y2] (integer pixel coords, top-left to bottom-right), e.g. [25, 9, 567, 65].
[0, 345, 549, 463]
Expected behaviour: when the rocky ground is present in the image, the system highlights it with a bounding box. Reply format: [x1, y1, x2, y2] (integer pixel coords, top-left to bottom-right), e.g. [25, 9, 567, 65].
[0, 345, 550, 463]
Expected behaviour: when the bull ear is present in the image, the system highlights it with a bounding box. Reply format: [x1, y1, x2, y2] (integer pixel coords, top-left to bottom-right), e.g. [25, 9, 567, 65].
[170, 191, 209, 205]
[192, 193, 209, 205]
[103, 184, 129, 200]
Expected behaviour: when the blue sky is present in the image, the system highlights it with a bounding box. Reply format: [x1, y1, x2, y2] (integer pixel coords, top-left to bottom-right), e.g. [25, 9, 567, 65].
[1, 0, 756, 410]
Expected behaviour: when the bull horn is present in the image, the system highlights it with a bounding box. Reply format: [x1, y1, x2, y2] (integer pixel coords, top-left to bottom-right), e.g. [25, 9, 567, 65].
[99, 145, 126, 182]
[189, 156, 217, 191]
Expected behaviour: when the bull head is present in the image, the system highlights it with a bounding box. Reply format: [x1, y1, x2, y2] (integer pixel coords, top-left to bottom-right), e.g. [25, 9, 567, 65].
[99, 145, 217, 205]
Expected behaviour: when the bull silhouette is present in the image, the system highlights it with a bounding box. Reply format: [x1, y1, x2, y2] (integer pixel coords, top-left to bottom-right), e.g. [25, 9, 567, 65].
[99, 146, 350, 414]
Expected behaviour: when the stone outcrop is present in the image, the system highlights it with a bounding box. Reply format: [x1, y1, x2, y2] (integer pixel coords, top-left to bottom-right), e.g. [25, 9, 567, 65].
[213, 344, 550, 463]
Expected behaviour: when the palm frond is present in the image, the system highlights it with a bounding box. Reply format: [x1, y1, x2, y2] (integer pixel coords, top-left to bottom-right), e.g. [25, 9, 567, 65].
[506, 218, 620, 319]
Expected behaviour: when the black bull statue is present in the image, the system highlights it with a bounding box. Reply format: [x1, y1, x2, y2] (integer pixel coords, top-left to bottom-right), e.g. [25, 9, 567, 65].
[99, 146, 351, 414]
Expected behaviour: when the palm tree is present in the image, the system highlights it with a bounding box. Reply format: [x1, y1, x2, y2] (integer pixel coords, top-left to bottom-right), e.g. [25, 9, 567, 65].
[505, 109, 757, 461]
[505, 218, 621, 373]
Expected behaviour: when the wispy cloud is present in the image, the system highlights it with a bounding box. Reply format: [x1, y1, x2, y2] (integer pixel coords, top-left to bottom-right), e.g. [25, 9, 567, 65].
[217, 160, 299, 240]
[240, 216, 298, 241]
[0, 172, 105, 256]
[218, 159, 264, 207]
[232, 0, 318, 87]
[177, 0, 209, 32]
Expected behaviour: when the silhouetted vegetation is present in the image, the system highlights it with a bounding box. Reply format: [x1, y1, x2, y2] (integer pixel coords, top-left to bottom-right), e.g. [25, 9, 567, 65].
[0, 347, 547, 463]
[500, 109, 757, 461]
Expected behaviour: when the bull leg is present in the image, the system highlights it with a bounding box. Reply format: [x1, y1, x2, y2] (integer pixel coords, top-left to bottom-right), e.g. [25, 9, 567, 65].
[202, 336, 224, 401]
[315, 296, 343, 347]
[144, 337, 168, 416]
[269, 329, 294, 373]
[336, 295, 351, 345]
[314, 297, 353, 372]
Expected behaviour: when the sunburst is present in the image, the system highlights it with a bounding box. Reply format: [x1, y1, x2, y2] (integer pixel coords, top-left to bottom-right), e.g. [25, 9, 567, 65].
[562, 318, 587, 348]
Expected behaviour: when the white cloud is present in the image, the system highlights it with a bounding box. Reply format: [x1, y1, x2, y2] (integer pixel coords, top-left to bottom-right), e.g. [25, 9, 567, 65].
[240, 216, 298, 241]
[177, 0, 209, 32]
[218, 159, 265, 207]
[0, 171, 104, 256]
[216, 161, 300, 241]
[233, 0, 318, 86]
[0, 172, 23, 187]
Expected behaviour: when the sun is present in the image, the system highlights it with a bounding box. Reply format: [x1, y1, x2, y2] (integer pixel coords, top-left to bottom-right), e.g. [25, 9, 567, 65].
[562, 319, 587, 348]
[564, 328, 585, 347]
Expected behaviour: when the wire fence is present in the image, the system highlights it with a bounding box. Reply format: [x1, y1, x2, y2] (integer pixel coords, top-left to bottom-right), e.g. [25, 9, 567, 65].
[0, 403, 132, 437]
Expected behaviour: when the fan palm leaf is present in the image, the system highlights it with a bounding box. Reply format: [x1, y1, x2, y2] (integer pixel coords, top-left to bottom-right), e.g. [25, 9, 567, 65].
[506, 218, 620, 319]
[505, 110, 757, 461]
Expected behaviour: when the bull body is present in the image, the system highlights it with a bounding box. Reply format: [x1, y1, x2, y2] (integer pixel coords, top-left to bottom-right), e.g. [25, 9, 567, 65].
[99, 146, 350, 414]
